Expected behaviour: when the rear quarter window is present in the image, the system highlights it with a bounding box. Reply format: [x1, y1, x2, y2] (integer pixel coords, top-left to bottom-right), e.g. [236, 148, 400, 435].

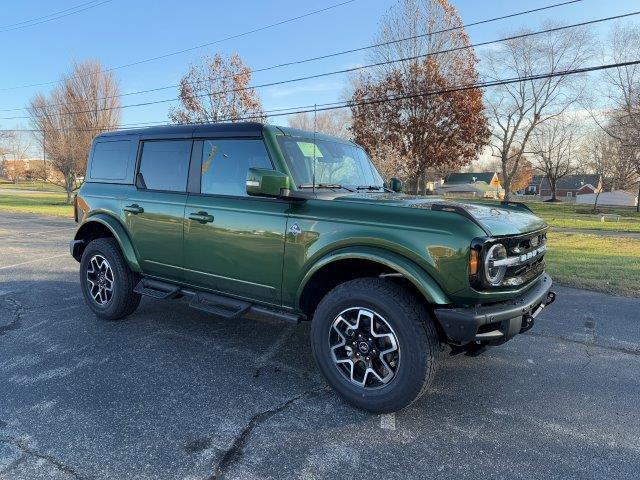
[90, 140, 132, 181]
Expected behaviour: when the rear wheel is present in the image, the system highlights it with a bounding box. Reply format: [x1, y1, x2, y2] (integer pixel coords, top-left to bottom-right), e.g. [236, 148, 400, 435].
[311, 278, 440, 413]
[80, 238, 141, 320]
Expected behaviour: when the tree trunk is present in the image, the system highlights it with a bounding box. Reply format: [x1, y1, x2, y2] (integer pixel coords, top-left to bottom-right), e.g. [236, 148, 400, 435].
[593, 191, 601, 213]
[636, 181, 639, 213]
[551, 180, 557, 201]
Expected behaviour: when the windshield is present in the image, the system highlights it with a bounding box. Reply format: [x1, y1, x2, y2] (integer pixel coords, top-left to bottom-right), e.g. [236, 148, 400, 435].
[277, 137, 384, 190]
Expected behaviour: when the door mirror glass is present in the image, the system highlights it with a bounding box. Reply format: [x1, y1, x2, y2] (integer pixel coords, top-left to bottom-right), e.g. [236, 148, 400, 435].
[389, 177, 403, 193]
[246, 168, 292, 198]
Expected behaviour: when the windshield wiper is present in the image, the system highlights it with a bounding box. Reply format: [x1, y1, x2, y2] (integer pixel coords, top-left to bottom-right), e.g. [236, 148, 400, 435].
[298, 183, 355, 192]
[356, 185, 385, 191]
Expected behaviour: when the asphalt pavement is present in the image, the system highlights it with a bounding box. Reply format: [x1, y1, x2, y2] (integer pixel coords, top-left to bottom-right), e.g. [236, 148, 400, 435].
[1, 211, 639, 480]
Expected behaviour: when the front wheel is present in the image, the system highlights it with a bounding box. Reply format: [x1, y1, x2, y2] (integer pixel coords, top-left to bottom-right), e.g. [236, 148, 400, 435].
[80, 238, 141, 320]
[311, 278, 440, 413]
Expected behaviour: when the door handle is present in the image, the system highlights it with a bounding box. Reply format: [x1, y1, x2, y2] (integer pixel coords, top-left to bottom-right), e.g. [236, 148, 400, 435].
[188, 211, 214, 223]
[124, 204, 144, 214]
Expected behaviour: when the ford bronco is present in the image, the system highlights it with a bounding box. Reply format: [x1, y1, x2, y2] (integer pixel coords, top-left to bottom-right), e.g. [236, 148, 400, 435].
[70, 122, 555, 413]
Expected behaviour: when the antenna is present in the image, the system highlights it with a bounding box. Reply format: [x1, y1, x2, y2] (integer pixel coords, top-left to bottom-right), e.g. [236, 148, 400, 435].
[312, 103, 317, 195]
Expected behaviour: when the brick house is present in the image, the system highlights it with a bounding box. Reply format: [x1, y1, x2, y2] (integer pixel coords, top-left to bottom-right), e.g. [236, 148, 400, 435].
[525, 174, 601, 199]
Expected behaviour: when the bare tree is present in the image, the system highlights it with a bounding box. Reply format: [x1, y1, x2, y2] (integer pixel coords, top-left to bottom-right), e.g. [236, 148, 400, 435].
[597, 23, 640, 211]
[29, 60, 121, 203]
[529, 118, 579, 201]
[0, 131, 31, 183]
[485, 24, 594, 200]
[287, 110, 351, 138]
[169, 53, 265, 124]
[350, 0, 489, 194]
[585, 130, 617, 211]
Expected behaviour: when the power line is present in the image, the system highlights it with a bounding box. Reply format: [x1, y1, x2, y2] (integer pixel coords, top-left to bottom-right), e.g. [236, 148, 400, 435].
[4, 9, 638, 121]
[0, 0, 357, 92]
[5, 59, 639, 134]
[0, 0, 112, 33]
[0, 0, 585, 111]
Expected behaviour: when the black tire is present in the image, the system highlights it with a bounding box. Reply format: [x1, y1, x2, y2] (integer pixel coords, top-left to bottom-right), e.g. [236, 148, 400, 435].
[80, 238, 141, 320]
[311, 278, 439, 413]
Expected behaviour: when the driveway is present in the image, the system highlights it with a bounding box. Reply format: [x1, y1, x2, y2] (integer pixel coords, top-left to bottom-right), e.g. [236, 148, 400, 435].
[1, 211, 639, 480]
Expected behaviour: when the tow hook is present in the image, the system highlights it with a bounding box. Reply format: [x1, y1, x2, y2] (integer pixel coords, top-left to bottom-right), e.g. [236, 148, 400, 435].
[546, 291, 557, 306]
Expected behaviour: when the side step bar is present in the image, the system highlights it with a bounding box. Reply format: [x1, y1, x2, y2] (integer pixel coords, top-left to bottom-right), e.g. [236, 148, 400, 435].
[189, 292, 251, 319]
[134, 278, 302, 323]
[134, 278, 180, 299]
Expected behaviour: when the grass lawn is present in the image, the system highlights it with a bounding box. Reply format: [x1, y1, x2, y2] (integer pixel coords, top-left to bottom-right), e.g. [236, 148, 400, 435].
[0, 192, 73, 217]
[546, 232, 640, 297]
[526, 201, 640, 232]
[0, 180, 66, 192]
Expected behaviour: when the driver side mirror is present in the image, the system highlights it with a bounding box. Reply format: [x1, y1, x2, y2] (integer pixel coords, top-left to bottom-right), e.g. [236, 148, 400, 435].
[389, 177, 403, 193]
[246, 168, 292, 198]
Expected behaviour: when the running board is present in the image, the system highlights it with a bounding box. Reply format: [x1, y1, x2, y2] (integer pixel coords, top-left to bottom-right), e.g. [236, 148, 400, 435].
[189, 292, 251, 319]
[133, 278, 302, 323]
[134, 278, 180, 299]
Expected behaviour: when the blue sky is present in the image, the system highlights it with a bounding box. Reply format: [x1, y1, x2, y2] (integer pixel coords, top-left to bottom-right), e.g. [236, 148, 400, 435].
[0, 0, 637, 135]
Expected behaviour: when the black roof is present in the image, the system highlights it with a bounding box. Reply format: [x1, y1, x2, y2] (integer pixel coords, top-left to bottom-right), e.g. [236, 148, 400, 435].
[444, 172, 497, 185]
[540, 174, 601, 190]
[95, 122, 265, 139]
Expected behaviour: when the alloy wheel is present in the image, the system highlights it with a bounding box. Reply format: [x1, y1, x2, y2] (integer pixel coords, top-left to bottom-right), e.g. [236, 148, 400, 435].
[328, 307, 400, 389]
[86, 254, 114, 306]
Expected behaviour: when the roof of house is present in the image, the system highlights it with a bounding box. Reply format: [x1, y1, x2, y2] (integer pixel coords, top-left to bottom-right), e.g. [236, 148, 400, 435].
[540, 174, 601, 190]
[530, 175, 545, 185]
[444, 172, 497, 185]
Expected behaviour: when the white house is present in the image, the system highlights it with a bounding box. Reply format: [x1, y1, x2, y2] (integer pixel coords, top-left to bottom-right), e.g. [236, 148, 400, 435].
[576, 190, 639, 207]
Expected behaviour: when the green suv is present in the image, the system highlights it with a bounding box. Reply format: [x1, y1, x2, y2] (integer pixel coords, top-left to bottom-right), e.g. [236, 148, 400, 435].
[70, 122, 555, 413]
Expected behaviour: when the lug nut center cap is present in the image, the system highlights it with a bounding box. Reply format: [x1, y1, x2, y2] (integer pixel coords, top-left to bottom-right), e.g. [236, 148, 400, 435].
[358, 341, 370, 354]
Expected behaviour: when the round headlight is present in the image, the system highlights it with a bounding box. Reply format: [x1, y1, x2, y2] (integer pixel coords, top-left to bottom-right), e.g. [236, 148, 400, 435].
[484, 243, 507, 286]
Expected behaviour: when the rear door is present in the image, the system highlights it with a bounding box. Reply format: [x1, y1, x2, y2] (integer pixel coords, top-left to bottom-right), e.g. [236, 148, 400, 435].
[124, 139, 193, 282]
[183, 138, 289, 305]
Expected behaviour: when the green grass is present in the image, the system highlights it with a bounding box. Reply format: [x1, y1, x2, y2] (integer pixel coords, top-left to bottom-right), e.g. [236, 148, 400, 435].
[0, 180, 66, 192]
[0, 192, 73, 217]
[526, 201, 640, 232]
[546, 233, 640, 297]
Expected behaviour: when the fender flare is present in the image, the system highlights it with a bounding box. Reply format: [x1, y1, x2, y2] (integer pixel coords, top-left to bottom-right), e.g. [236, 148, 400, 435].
[74, 213, 142, 272]
[295, 246, 451, 309]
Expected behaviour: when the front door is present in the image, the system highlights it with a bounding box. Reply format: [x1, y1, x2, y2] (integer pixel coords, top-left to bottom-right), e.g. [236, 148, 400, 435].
[124, 139, 192, 282]
[183, 138, 288, 305]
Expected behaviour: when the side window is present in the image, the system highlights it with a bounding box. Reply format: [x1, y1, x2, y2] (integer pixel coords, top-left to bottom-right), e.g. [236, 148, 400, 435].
[90, 140, 130, 181]
[138, 140, 192, 192]
[200, 139, 272, 196]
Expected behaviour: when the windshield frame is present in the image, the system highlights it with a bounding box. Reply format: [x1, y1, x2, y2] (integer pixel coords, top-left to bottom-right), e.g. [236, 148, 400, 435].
[276, 136, 385, 191]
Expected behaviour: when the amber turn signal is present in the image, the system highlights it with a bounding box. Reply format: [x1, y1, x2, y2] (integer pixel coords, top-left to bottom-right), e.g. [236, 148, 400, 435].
[469, 249, 479, 276]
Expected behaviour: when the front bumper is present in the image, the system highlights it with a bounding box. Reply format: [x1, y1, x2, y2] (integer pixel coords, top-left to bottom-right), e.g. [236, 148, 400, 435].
[434, 274, 555, 345]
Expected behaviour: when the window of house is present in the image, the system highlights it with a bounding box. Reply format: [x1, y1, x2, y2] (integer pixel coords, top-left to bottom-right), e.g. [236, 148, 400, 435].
[567, 192, 573, 198]
[200, 139, 272, 196]
[137, 140, 192, 192]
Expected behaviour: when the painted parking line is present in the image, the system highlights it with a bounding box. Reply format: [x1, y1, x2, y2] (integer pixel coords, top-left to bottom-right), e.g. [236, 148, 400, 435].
[380, 413, 396, 430]
[0, 253, 68, 270]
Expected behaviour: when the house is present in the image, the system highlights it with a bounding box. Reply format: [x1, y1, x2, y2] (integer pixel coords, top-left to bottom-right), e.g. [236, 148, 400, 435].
[437, 172, 503, 199]
[524, 175, 545, 195]
[444, 172, 501, 189]
[540, 174, 602, 199]
[576, 190, 639, 207]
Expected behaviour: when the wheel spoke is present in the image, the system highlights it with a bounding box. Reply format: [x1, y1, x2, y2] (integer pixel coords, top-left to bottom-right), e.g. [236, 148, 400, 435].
[328, 307, 400, 389]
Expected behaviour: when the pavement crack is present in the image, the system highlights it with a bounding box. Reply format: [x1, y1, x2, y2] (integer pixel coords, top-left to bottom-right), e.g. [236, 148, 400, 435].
[526, 331, 640, 357]
[0, 298, 23, 336]
[207, 385, 327, 480]
[0, 435, 88, 479]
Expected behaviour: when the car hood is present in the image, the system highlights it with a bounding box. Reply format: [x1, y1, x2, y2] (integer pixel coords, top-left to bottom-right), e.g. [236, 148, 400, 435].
[334, 193, 547, 236]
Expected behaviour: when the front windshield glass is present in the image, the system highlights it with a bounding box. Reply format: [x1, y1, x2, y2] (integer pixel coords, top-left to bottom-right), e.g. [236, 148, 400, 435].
[277, 137, 384, 190]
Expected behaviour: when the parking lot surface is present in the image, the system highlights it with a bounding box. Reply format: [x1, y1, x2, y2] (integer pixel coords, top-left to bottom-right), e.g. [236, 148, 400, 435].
[1, 211, 639, 480]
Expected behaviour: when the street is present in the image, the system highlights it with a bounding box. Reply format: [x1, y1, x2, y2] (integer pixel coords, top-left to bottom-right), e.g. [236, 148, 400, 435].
[1, 211, 639, 480]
